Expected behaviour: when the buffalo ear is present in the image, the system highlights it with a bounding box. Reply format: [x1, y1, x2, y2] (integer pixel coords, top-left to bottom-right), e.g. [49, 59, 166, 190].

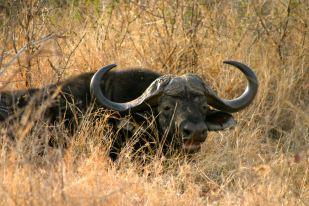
[205, 110, 236, 131]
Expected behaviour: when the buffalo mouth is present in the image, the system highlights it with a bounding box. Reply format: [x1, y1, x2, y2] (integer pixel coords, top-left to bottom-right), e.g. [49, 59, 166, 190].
[182, 139, 203, 153]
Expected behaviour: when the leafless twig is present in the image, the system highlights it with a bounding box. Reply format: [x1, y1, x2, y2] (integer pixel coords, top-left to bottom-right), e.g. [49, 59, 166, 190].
[0, 33, 64, 75]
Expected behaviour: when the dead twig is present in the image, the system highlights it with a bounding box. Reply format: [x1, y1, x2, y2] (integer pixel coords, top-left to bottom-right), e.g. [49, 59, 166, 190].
[0, 33, 65, 75]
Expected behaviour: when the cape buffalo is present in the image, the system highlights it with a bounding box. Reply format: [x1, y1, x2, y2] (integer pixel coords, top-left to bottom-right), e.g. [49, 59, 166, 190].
[0, 61, 258, 159]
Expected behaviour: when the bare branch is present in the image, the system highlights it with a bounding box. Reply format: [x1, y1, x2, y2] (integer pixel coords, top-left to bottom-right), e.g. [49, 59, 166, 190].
[0, 33, 65, 75]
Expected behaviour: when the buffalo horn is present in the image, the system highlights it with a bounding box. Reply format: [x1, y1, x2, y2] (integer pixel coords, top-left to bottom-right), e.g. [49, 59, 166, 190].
[90, 64, 170, 112]
[206, 61, 258, 113]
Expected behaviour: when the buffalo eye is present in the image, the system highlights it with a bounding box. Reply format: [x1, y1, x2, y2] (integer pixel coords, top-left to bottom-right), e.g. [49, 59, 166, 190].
[163, 105, 172, 111]
[202, 104, 209, 112]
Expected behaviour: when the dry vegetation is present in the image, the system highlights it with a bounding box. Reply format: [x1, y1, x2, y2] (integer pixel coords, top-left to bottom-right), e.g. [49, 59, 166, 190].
[0, 0, 308, 205]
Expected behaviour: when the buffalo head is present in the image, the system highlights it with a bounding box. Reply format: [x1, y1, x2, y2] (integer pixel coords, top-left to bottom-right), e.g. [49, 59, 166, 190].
[90, 61, 258, 153]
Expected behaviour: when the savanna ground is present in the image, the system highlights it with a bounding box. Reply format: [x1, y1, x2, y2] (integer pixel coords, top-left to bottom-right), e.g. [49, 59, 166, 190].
[0, 0, 308, 205]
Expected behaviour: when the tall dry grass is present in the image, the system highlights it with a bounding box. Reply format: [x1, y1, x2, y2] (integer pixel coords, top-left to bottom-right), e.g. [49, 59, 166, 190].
[0, 0, 308, 205]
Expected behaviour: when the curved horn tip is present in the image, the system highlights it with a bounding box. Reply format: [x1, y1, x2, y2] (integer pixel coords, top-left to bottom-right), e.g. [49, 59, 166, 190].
[222, 60, 258, 82]
[102, 63, 117, 70]
[206, 60, 259, 113]
[223, 60, 233, 64]
[223, 60, 244, 66]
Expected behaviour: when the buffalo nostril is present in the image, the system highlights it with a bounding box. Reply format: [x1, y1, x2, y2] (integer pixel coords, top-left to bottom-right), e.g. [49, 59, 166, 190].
[197, 124, 207, 134]
[182, 128, 192, 137]
[181, 122, 207, 140]
[181, 123, 197, 139]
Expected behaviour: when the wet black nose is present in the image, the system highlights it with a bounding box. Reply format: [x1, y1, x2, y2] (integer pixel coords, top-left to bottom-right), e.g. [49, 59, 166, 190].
[181, 122, 207, 141]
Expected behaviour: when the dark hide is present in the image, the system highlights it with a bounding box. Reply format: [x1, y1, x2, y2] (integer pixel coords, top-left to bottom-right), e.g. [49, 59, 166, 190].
[0, 69, 162, 156]
[0, 68, 240, 160]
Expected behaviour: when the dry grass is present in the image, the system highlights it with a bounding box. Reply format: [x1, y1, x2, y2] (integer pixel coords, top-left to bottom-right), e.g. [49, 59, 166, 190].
[0, 0, 308, 205]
